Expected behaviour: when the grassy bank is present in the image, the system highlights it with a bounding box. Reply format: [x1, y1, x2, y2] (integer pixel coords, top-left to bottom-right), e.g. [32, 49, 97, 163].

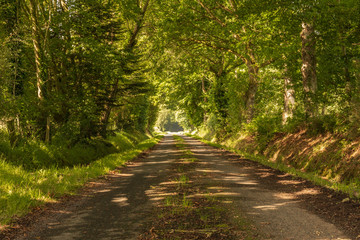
[188, 131, 360, 200]
[0, 132, 163, 225]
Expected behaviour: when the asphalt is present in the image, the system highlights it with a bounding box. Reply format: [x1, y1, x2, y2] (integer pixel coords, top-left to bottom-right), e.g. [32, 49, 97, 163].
[16, 135, 179, 240]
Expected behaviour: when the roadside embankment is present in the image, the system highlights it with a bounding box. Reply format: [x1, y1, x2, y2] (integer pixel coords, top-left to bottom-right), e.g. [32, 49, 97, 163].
[192, 130, 360, 199]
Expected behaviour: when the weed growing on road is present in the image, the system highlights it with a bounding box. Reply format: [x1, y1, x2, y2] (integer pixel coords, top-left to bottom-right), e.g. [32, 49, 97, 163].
[140, 135, 246, 239]
[177, 174, 189, 188]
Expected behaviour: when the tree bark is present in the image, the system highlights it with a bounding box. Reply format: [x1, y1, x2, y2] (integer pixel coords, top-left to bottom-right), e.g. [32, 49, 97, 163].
[29, 0, 52, 142]
[201, 77, 208, 123]
[244, 63, 259, 122]
[301, 22, 317, 119]
[6, 119, 16, 147]
[342, 46, 352, 102]
[282, 63, 296, 124]
[29, 0, 43, 100]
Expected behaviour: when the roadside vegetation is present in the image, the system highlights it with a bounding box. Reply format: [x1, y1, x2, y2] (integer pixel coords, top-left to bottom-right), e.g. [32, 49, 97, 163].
[189, 133, 360, 201]
[0, 131, 162, 225]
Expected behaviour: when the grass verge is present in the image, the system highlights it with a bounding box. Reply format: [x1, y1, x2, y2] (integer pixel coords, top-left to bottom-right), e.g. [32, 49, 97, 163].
[187, 133, 360, 201]
[0, 134, 163, 226]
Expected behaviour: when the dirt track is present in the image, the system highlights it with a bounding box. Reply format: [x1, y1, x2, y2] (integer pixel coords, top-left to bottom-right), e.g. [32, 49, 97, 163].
[3, 135, 360, 239]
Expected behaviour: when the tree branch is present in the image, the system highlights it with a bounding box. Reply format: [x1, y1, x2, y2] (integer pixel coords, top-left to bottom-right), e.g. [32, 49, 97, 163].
[196, 0, 226, 27]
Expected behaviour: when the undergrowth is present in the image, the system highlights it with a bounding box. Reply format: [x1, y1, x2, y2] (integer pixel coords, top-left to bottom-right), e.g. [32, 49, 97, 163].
[0, 132, 163, 225]
[0, 130, 150, 170]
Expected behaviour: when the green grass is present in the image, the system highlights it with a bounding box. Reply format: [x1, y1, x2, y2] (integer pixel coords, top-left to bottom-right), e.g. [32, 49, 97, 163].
[0, 134, 163, 225]
[187, 134, 360, 200]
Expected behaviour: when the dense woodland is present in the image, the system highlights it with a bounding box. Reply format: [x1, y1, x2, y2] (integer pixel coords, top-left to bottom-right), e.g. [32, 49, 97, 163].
[1, 0, 360, 167]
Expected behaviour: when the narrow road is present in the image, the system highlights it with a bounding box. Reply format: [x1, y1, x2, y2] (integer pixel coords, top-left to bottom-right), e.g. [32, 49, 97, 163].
[16, 136, 180, 240]
[13, 135, 358, 239]
[181, 136, 354, 240]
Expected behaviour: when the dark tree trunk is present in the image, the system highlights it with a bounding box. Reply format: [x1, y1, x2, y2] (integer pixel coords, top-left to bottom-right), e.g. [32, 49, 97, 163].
[7, 119, 16, 147]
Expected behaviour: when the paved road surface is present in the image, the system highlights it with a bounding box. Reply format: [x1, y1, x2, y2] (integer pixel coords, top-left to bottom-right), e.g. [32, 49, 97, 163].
[16, 135, 352, 240]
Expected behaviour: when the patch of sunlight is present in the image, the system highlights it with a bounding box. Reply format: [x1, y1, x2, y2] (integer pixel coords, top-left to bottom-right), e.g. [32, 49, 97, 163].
[207, 186, 231, 190]
[144, 160, 173, 165]
[211, 192, 242, 197]
[271, 149, 281, 162]
[117, 173, 134, 177]
[253, 201, 296, 211]
[196, 169, 223, 173]
[295, 188, 320, 196]
[299, 146, 311, 155]
[312, 139, 334, 154]
[111, 197, 129, 206]
[273, 193, 296, 200]
[144, 175, 157, 178]
[277, 180, 302, 185]
[308, 138, 322, 147]
[350, 144, 360, 158]
[96, 189, 111, 193]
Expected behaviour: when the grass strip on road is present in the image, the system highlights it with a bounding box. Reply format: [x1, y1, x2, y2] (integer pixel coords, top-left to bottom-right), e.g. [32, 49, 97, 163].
[0, 135, 163, 226]
[141, 135, 257, 239]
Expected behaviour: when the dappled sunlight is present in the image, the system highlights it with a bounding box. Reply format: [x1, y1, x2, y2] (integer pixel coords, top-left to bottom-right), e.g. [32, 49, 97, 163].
[255, 169, 274, 178]
[277, 179, 303, 185]
[253, 201, 298, 211]
[273, 192, 296, 200]
[295, 188, 320, 196]
[211, 192, 246, 197]
[116, 173, 134, 177]
[195, 169, 223, 173]
[349, 141, 360, 158]
[207, 186, 231, 190]
[222, 176, 258, 185]
[159, 181, 178, 186]
[146, 188, 177, 202]
[270, 149, 281, 162]
[111, 197, 129, 206]
[96, 189, 111, 193]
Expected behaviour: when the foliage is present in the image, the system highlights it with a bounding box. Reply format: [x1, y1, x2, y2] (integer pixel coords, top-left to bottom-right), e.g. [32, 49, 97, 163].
[0, 0, 157, 145]
[0, 129, 153, 170]
[149, 0, 360, 142]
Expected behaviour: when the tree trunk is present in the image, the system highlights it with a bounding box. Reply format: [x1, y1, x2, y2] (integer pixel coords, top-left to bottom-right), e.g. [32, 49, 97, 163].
[244, 63, 259, 122]
[301, 22, 317, 119]
[283, 64, 296, 124]
[29, 0, 43, 100]
[29, 0, 53, 142]
[201, 77, 208, 123]
[99, 0, 151, 136]
[6, 119, 16, 147]
[342, 46, 352, 102]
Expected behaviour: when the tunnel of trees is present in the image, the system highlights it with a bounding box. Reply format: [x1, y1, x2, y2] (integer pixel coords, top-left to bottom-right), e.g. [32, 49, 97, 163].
[0, 0, 360, 165]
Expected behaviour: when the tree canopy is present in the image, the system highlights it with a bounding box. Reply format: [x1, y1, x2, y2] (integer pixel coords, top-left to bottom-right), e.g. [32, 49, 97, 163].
[1, 0, 360, 146]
